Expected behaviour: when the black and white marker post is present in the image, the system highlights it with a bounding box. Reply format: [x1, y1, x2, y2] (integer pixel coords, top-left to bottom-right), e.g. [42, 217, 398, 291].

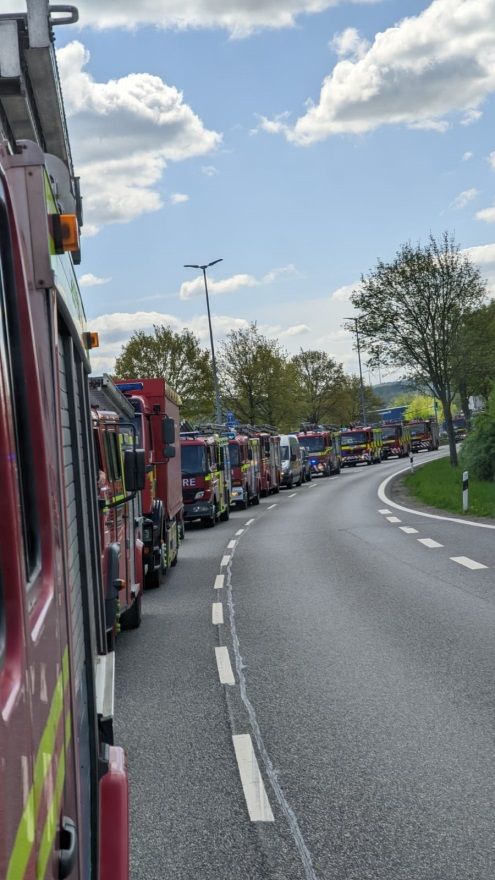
[409, 452, 414, 474]
[462, 470, 469, 513]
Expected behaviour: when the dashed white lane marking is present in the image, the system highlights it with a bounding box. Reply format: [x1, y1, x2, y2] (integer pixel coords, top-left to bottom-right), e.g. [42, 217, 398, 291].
[379, 508, 392, 514]
[267, 504, 277, 510]
[214, 574, 225, 590]
[212, 602, 224, 625]
[235, 529, 245, 536]
[450, 556, 488, 570]
[232, 734, 274, 823]
[400, 526, 419, 534]
[246, 518, 255, 526]
[386, 516, 401, 523]
[309, 483, 316, 487]
[227, 540, 236, 549]
[289, 493, 297, 498]
[220, 555, 231, 567]
[215, 646, 235, 685]
[418, 538, 443, 548]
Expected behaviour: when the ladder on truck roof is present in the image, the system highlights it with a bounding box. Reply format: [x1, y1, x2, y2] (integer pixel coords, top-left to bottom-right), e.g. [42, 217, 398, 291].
[0, 2, 82, 226]
[89, 375, 136, 422]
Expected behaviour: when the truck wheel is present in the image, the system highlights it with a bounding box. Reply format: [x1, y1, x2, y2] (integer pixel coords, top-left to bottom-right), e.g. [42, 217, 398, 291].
[145, 567, 160, 589]
[220, 499, 230, 521]
[205, 503, 216, 528]
[171, 547, 179, 567]
[120, 592, 142, 630]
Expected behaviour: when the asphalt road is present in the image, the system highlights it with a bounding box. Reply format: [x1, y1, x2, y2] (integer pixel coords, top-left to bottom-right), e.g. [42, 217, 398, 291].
[114, 453, 495, 879]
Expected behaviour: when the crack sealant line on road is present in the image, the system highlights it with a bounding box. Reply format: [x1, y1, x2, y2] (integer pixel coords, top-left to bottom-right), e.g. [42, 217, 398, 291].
[221, 544, 320, 879]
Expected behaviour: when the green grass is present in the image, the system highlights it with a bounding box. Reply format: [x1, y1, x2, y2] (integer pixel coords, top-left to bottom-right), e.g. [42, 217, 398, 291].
[405, 457, 495, 518]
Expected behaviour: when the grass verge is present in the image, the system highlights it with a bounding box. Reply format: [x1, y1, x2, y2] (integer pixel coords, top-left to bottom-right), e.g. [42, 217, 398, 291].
[404, 457, 495, 518]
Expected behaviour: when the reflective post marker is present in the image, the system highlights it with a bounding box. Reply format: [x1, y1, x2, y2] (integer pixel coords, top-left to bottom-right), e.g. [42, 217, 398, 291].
[409, 453, 414, 474]
[462, 470, 469, 513]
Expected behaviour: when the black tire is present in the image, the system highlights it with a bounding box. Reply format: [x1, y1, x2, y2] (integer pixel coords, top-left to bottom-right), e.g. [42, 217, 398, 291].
[220, 498, 230, 521]
[120, 591, 142, 630]
[145, 566, 160, 589]
[205, 503, 216, 528]
[171, 545, 179, 567]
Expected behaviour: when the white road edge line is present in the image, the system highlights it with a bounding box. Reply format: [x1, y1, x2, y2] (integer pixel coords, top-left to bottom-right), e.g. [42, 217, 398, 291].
[214, 574, 225, 590]
[386, 516, 401, 524]
[267, 504, 277, 510]
[232, 734, 274, 823]
[246, 518, 255, 526]
[220, 555, 231, 567]
[418, 538, 443, 549]
[212, 602, 224, 625]
[215, 646, 235, 685]
[399, 526, 419, 534]
[450, 556, 488, 570]
[227, 540, 236, 549]
[235, 529, 245, 536]
[378, 464, 495, 530]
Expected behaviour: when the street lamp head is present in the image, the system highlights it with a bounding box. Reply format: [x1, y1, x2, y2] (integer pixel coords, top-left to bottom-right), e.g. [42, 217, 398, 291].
[184, 264, 200, 269]
[207, 258, 223, 268]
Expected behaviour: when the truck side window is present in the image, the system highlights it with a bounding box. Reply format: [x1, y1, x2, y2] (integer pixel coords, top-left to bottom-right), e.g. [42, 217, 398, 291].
[0, 193, 39, 583]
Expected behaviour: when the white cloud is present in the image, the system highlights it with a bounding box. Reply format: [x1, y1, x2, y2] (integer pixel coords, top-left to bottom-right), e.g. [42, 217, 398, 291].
[331, 282, 357, 301]
[264, 0, 495, 143]
[489, 150, 495, 170]
[179, 264, 299, 300]
[279, 324, 311, 338]
[463, 242, 495, 297]
[44, 0, 383, 37]
[330, 27, 369, 60]
[462, 151, 474, 161]
[170, 193, 189, 204]
[79, 272, 112, 287]
[202, 165, 219, 177]
[461, 108, 483, 125]
[450, 188, 478, 210]
[57, 41, 221, 232]
[476, 206, 495, 223]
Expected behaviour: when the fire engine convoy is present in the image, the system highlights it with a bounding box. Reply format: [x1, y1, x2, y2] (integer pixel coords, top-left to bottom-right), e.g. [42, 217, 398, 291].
[0, 4, 131, 878]
[297, 424, 341, 476]
[340, 426, 383, 467]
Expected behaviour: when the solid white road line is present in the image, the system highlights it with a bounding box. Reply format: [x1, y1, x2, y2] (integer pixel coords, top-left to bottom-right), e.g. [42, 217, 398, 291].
[450, 556, 488, 570]
[399, 526, 419, 534]
[289, 493, 297, 498]
[418, 538, 443, 548]
[215, 646, 235, 685]
[246, 518, 255, 526]
[379, 508, 392, 514]
[214, 574, 225, 590]
[267, 504, 277, 510]
[228, 540, 236, 549]
[235, 529, 245, 536]
[212, 603, 224, 625]
[232, 734, 274, 822]
[378, 465, 495, 530]
[386, 516, 401, 523]
[220, 555, 231, 567]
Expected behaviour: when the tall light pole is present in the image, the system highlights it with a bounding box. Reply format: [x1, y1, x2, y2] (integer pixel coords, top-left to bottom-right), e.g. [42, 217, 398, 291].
[345, 316, 367, 425]
[184, 258, 223, 423]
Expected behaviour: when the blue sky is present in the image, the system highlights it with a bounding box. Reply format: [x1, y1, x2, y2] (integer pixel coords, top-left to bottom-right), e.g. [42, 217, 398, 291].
[37, 0, 495, 378]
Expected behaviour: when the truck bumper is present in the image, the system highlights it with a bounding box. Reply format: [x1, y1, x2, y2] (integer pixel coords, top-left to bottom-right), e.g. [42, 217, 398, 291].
[230, 485, 245, 504]
[184, 501, 214, 521]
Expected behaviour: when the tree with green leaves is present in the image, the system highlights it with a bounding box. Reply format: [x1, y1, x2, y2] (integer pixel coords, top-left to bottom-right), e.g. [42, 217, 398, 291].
[455, 300, 495, 423]
[219, 323, 299, 430]
[114, 324, 214, 421]
[291, 349, 345, 424]
[351, 233, 487, 465]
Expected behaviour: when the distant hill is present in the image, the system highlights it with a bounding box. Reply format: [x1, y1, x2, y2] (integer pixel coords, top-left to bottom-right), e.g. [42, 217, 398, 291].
[371, 379, 417, 406]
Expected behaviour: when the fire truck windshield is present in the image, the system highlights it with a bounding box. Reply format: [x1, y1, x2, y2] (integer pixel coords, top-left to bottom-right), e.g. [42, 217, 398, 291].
[382, 427, 398, 440]
[300, 436, 325, 452]
[409, 423, 427, 436]
[181, 445, 207, 475]
[229, 444, 240, 466]
[342, 432, 368, 445]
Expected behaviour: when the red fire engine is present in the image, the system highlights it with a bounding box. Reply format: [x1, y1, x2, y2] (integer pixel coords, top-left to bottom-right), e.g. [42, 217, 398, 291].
[406, 419, 440, 453]
[115, 379, 183, 587]
[253, 427, 281, 495]
[380, 422, 412, 459]
[0, 4, 129, 878]
[180, 429, 231, 526]
[297, 424, 341, 476]
[89, 376, 146, 634]
[228, 430, 261, 508]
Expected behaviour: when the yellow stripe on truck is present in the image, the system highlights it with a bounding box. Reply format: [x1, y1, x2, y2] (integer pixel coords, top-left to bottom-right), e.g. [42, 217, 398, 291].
[6, 647, 69, 880]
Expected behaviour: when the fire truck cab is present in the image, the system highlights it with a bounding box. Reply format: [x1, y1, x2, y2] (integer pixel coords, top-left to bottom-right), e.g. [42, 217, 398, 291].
[181, 430, 231, 526]
[228, 432, 261, 508]
[297, 424, 341, 476]
[406, 419, 440, 452]
[380, 422, 412, 459]
[340, 426, 383, 466]
[0, 4, 129, 877]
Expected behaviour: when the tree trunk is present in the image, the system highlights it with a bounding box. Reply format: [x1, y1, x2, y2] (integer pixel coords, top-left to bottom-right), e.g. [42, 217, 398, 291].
[441, 398, 458, 466]
[458, 379, 471, 429]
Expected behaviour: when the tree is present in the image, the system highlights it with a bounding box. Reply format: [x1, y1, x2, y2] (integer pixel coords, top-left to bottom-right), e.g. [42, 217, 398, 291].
[291, 349, 345, 424]
[219, 323, 299, 429]
[331, 377, 383, 426]
[455, 300, 495, 423]
[114, 324, 214, 421]
[351, 233, 487, 465]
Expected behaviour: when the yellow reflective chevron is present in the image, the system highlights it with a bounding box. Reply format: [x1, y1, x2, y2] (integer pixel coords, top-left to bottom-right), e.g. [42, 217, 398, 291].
[6, 648, 70, 880]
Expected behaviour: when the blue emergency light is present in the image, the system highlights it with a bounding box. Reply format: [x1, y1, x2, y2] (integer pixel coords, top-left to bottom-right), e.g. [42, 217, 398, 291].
[115, 382, 144, 392]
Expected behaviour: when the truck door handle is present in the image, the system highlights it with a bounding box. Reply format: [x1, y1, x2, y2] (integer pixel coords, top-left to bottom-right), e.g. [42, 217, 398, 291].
[59, 815, 78, 879]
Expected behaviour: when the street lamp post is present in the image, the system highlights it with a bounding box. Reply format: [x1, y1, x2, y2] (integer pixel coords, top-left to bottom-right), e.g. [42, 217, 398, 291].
[345, 316, 367, 425]
[184, 258, 223, 423]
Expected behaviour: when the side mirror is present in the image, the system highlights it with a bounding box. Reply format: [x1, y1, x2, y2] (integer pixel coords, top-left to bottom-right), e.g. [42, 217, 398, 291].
[162, 416, 175, 445]
[291, 453, 297, 462]
[124, 448, 146, 491]
[164, 445, 176, 459]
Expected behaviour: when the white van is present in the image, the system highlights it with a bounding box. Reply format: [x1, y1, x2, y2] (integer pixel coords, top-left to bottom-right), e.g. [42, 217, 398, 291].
[279, 434, 303, 488]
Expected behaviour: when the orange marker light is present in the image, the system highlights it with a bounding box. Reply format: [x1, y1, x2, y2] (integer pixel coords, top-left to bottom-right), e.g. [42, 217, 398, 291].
[49, 213, 80, 254]
[83, 331, 100, 350]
